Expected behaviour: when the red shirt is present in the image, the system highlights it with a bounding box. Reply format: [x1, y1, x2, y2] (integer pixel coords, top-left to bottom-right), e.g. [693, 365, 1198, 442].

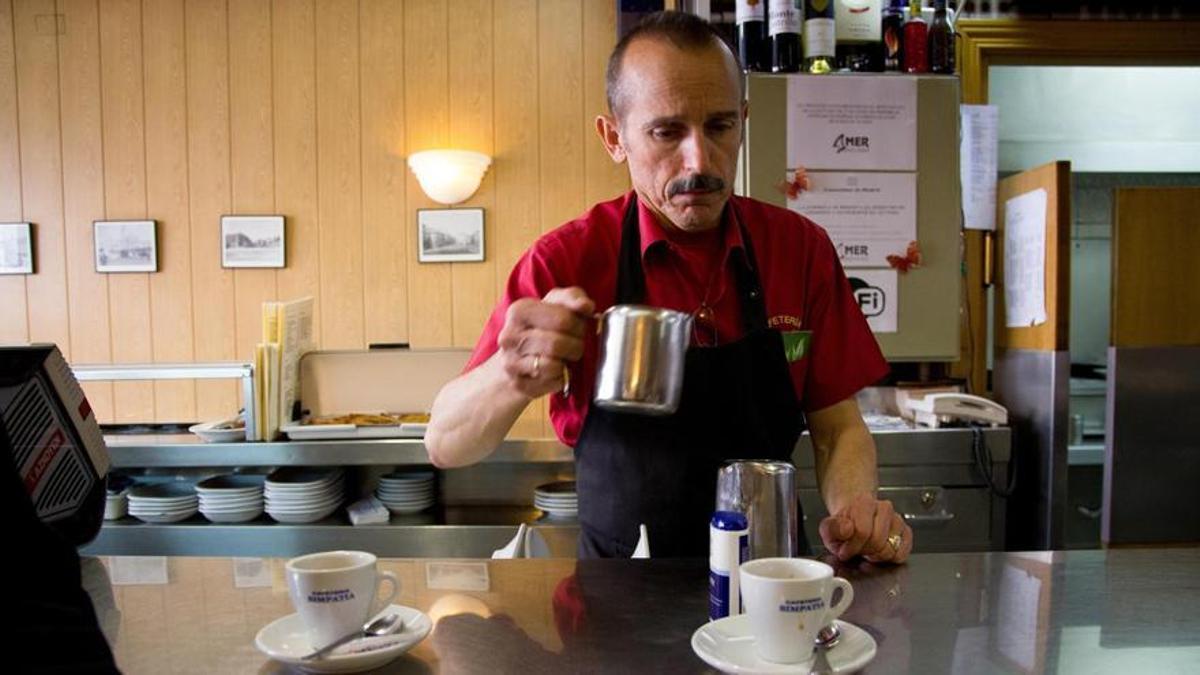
[466, 191, 889, 446]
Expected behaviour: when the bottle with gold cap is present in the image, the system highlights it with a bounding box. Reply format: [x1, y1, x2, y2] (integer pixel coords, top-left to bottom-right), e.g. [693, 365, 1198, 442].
[803, 0, 836, 74]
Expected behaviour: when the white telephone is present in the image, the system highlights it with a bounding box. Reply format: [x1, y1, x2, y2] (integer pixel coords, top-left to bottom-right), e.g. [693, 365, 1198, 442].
[906, 393, 1008, 428]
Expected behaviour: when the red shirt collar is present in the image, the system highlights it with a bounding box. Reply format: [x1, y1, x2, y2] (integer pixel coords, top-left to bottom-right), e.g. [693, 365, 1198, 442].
[633, 192, 745, 262]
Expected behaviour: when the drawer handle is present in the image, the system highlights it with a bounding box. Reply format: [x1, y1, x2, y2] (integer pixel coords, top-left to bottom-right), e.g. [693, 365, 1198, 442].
[902, 511, 956, 523]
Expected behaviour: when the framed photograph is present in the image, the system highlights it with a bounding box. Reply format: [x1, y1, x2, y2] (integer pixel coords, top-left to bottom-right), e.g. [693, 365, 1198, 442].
[0, 222, 33, 275]
[418, 208, 485, 263]
[221, 215, 286, 268]
[94, 220, 157, 273]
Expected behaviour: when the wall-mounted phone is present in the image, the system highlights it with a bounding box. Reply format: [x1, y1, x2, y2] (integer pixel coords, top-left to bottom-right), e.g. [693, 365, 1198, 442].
[905, 393, 1008, 428]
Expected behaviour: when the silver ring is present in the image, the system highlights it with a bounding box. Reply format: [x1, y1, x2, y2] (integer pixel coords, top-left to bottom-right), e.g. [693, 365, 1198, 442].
[531, 354, 541, 379]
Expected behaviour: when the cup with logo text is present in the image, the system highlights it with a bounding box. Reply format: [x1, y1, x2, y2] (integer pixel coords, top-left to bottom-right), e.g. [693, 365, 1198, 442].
[285, 550, 399, 648]
[739, 557, 854, 664]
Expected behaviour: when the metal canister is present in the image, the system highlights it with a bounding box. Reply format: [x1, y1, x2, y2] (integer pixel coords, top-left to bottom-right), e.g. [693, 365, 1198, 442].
[715, 460, 798, 559]
[593, 305, 693, 416]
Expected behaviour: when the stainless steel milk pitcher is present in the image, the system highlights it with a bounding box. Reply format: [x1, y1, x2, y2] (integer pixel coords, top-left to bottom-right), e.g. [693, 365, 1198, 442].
[715, 460, 798, 559]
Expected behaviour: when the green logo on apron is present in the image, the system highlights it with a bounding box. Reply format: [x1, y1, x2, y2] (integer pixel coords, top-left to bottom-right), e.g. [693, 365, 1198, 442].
[781, 330, 812, 363]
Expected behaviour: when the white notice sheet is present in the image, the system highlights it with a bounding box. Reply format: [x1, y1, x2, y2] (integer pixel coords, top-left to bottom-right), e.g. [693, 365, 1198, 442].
[1003, 188, 1048, 328]
[787, 75, 918, 172]
[788, 171, 917, 268]
[960, 105, 1000, 231]
[845, 269, 898, 333]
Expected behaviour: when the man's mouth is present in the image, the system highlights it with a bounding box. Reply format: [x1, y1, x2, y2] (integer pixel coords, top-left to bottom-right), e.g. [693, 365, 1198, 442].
[667, 174, 726, 199]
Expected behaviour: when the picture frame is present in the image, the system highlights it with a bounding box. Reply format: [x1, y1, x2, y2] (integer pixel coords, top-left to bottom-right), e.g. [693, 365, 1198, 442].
[0, 222, 34, 275]
[417, 208, 485, 263]
[94, 220, 157, 273]
[221, 215, 286, 269]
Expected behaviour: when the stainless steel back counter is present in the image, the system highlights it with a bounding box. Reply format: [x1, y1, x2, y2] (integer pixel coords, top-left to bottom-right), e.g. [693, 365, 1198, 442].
[85, 547, 1200, 674]
[86, 426, 1011, 558]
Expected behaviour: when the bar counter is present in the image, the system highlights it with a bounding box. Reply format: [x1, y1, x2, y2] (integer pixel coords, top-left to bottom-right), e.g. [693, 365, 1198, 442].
[83, 547, 1199, 674]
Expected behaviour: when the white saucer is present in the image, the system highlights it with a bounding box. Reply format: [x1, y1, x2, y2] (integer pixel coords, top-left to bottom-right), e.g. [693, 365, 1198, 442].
[255, 604, 431, 674]
[691, 617, 876, 674]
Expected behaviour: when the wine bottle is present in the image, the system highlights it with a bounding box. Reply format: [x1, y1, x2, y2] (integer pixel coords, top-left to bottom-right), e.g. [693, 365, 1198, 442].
[803, 0, 836, 74]
[881, 0, 905, 71]
[770, 0, 803, 73]
[902, 0, 928, 73]
[835, 0, 882, 72]
[928, 0, 954, 73]
[736, 0, 769, 72]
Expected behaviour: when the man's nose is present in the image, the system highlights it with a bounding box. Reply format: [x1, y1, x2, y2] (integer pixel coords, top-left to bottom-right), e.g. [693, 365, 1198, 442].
[679, 131, 714, 173]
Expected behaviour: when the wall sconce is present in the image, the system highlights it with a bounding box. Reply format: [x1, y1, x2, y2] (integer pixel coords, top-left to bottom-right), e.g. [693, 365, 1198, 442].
[407, 149, 492, 205]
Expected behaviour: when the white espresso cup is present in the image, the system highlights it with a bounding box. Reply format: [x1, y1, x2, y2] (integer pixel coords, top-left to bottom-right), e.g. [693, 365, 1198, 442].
[739, 557, 854, 664]
[285, 550, 399, 648]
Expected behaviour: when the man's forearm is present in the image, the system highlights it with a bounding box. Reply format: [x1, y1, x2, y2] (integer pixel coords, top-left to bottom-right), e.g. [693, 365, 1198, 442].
[808, 400, 879, 514]
[425, 355, 533, 468]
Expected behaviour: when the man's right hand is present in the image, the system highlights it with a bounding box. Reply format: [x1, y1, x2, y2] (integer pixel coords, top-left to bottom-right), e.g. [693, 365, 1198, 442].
[497, 287, 595, 399]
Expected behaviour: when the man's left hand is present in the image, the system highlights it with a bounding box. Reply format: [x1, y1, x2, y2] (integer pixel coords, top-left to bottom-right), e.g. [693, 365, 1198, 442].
[818, 493, 913, 564]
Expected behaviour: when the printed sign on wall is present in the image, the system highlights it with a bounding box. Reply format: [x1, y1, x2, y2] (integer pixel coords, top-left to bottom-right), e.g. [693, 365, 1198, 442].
[787, 75, 918, 172]
[847, 269, 898, 333]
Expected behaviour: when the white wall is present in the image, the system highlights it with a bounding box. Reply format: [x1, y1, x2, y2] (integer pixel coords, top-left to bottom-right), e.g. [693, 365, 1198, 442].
[989, 66, 1200, 173]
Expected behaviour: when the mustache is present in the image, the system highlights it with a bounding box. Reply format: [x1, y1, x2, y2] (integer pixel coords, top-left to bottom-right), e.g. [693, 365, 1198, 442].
[667, 174, 726, 198]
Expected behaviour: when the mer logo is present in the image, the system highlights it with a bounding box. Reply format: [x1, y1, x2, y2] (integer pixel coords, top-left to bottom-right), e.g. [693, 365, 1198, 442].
[832, 133, 870, 154]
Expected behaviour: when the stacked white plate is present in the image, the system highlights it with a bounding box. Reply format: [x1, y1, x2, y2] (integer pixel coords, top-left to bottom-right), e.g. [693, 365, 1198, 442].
[196, 473, 265, 523]
[265, 467, 345, 523]
[534, 481, 577, 519]
[127, 482, 199, 523]
[375, 471, 436, 514]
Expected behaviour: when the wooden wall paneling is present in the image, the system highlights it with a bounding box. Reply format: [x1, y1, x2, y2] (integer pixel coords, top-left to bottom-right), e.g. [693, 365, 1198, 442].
[99, 0, 155, 421]
[143, 0, 196, 422]
[185, 0, 237, 420]
[582, 0, 627, 205]
[1111, 187, 1200, 348]
[537, 0, 585, 437]
[359, 0, 407, 347]
[315, 0, 364, 349]
[54, 0, 113, 420]
[14, 0, 71, 355]
[229, 0, 277, 361]
[271, 0, 320, 342]
[0, 0, 28, 345]
[448, 0, 495, 348]
[402, 0, 451, 347]
[493, 0, 543, 437]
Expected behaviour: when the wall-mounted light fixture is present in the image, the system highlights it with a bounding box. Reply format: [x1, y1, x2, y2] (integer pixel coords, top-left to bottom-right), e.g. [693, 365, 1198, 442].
[407, 149, 492, 205]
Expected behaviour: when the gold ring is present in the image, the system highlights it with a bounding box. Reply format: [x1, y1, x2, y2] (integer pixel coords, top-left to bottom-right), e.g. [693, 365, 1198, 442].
[531, 354, 541, 379]
[887, 532, 902, 553]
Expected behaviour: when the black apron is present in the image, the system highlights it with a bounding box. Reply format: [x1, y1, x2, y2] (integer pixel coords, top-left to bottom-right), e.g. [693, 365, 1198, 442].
[575, 196, 809, 558]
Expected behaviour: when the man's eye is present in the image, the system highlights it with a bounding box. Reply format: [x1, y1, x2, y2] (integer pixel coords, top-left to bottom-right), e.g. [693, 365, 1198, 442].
[650, 127, 680, 141]
[707, 120, 735, 134]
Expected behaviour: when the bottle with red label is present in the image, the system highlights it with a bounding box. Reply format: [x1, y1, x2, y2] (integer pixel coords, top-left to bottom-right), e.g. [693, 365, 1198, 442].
[902, 0, 928, 73]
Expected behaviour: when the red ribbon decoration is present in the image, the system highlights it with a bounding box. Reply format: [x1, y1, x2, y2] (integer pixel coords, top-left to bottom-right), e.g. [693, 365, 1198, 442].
[775, 167, 810, 200]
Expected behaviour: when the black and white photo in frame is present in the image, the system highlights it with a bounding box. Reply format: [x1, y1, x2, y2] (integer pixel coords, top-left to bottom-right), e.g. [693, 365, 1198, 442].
[221, 215, 286, 268]
[94, 220, 157, 273]
[0, 222, 33, 275]
[418, 208, 485, 263]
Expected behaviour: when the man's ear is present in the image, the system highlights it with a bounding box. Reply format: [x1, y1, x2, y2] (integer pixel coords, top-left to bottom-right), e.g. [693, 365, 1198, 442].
[595, 114, 627, 164]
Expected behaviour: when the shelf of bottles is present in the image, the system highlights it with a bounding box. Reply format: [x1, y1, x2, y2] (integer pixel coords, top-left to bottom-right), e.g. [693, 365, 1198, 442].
[688, 0, 957, 76]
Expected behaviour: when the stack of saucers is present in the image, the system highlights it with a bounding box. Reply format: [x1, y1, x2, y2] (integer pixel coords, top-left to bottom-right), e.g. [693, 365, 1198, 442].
[375, 471, 436, 514]
[534, 481, 577, 519]
[127, 482, 199, 523]
[265, 467, 345, 523]
[196, 474, 265, 523]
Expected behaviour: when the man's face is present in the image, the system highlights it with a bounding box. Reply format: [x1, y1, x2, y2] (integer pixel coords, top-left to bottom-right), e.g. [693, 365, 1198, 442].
[601, 38, 745, 233]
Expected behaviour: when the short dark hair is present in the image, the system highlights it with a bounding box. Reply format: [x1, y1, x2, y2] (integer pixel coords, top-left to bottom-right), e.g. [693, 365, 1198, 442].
[605, 11, 741, 120]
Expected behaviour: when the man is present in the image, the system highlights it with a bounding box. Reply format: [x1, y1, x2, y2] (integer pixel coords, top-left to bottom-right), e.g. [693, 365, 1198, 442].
[427, 11, 913, 562]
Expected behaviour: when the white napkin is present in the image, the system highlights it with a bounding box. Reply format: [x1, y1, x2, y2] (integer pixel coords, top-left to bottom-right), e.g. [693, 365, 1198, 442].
[492, 523, 554, 559]
[346, 496, 390, 526]
[631, 523, 650, 558]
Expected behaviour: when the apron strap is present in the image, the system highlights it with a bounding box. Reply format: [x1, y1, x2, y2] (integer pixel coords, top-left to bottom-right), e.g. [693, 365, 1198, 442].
[615, 194, 770, 332]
